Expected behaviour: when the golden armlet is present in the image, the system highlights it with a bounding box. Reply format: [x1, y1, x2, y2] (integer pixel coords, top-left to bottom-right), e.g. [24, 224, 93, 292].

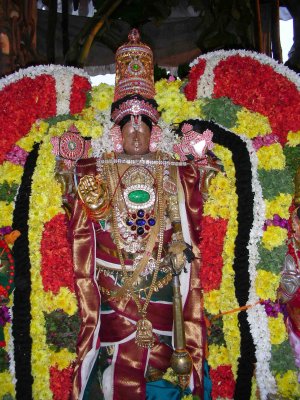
[167, 194, 181, 222]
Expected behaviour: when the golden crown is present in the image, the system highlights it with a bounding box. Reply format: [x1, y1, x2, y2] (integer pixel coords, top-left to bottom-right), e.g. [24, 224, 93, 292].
[114, 29, 155, 101]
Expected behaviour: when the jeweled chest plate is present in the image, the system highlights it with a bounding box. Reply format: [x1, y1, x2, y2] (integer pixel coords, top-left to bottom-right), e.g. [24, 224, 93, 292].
[122, 166, 156, 211]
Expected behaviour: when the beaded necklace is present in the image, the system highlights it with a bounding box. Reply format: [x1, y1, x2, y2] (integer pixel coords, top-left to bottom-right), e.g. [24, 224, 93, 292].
[102, 154, 166, 348]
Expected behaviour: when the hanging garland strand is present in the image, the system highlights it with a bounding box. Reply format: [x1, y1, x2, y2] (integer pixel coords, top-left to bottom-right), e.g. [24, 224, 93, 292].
[11, 143, 40, 400]
[188, 120, 256, 399]
[214, 123, 256, 400]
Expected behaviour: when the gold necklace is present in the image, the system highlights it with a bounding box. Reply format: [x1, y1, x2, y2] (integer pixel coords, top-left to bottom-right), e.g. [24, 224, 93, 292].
[103, 155, 166, 348]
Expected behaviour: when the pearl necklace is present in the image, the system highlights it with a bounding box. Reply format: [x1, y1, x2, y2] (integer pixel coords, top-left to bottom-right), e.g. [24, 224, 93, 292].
[96, 157, 186, 167]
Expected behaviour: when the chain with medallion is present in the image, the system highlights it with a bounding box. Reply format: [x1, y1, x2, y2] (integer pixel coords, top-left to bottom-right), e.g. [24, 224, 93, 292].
[101, 153, 168, 348]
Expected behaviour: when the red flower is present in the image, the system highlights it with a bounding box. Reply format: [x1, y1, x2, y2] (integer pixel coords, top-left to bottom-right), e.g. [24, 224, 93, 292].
[199, 216, 227, 292]
[69, 75, 91, 115]
[50, 366, 74, 400]
[41, 213, 75, 294]
[0, 75, 56, 164]
[184, 59, 206, 101]
[0, 285, 8, 298]
[213, 56, 300, 145]
[210, 365, 235, 399]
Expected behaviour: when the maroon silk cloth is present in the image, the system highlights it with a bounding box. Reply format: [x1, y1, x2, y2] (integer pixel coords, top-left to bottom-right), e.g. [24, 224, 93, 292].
[70, 158, 205, 399]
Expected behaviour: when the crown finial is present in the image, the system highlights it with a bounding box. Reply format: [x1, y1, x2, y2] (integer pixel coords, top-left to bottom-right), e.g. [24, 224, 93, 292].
[128, 28, 140, 43]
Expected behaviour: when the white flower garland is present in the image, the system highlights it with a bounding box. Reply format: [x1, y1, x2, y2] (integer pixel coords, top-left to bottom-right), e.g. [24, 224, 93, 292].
[190, 50, 300, 99]
[0, 64, 90, 91]
[54, 69, 74, 115]
[156, 119, 178, 153]
[92, 110, 114, 157]
[242, 136, 277, 399]
[196, 55, 223, 99]
[7, 306, 16, 385]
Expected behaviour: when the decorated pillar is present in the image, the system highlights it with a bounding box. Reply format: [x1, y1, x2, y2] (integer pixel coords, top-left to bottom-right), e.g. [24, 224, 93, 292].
[0, 0, 39, 77]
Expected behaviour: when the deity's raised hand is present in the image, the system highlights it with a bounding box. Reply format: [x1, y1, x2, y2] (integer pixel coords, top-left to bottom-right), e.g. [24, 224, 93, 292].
[78, 174, 109, 218]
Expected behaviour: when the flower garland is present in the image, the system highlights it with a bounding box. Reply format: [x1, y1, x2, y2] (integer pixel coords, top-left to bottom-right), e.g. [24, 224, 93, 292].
[0, 53, 300, 400]
[202, 143, 241, 396]
[185, 50, 300, 145]
[12, 143, 40, 399]
[0, 66, 91, 399]
[183, 51, 300, 399]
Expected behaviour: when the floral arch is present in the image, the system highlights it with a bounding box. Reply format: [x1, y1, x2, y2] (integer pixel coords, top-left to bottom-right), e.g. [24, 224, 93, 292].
[0, 52, 300, 399]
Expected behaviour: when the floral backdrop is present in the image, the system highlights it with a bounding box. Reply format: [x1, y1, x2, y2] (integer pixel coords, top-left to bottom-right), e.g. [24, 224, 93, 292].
[0, 50, 300, 399]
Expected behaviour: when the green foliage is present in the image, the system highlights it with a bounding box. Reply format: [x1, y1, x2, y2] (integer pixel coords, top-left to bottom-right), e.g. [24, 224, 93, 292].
[258, 170, 294, 200]
[0, 348, 9, 372]
[284, 145, 300, 178]
[1, 395, 14, 400]
[202, 97, 242, 128]
[46, 114, 75, 127]
[206, 313, 226, 346]
[0, 181, 19, 204]
[257, 244, 287, 274]
[270, 340, 297, 374]
[44, 310, 80, 352]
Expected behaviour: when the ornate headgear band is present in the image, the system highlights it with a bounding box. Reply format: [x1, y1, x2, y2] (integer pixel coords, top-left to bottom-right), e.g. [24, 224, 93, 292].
[111, 96, 160, 125]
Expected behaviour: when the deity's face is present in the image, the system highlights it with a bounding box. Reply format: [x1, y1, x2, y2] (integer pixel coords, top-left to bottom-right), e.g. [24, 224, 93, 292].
[121, 119, 151, 155]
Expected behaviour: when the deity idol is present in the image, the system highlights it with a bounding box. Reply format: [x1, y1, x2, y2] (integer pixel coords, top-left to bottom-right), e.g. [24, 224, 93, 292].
[69, 29, 217, 400]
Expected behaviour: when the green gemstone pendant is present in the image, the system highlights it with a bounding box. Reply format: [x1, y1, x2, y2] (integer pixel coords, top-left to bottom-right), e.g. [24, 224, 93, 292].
[128, 190, 150, 204]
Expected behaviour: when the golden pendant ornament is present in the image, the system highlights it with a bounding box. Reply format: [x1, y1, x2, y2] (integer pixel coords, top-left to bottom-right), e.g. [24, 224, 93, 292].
[135, 318, 154, 348]
[163, 179, 177, 195]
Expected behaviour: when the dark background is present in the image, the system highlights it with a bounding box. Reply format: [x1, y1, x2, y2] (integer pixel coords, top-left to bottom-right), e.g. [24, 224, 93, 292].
[0, 0, 299, 78]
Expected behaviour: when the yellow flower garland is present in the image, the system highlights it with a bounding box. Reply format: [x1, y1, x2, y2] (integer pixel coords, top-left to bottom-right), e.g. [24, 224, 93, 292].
[208, 344, 230, 368]
[29, 136, 63, 399]
[232, 108, 272, 139]
[0, 372, 15, 398]
[0, 202, 14, 227]
[155, 79, 204, 123]
[256, 143, 286, 170]
[203, 144, 240, 378]
[27, 115, 104, 397]
[262, 225, 288, 251]
[276, 371, 300, 398]
[287, 130, 300, 147]
[215, 146, 240, 378]
[0, 162, 23, 184]
[0, 325, 15, 398]
[43, 287, 77, 316]
[268, 314, 287, 345]
[49, 348, 77, 370]
[90, 83, 114, 111]
[203, 289, 221, 315]
[255, 270, 280, 301]
[265, 193, 293, 220]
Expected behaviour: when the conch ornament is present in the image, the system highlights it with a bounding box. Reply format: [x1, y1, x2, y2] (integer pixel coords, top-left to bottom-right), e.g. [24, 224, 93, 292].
[279, 254, 300, 302]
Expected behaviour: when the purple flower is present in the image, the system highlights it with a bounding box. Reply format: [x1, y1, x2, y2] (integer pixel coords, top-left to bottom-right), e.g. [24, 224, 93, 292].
[263, 215, 288, 231]
[263, 299, 284, 318]
[252, 134, 279, 150]
[0, 226, 13, 236]
[5, 145, 28, 166]
[0, 305, 11, 326]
